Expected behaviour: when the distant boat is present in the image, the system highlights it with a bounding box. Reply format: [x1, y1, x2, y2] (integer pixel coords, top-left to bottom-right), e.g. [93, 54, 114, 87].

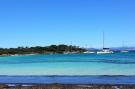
[63, 44, 79, 54]
[120, 42, 129, 53]
[83, 51, 95, 54]
[64, 51, 79, 54]
[121, 50, 129, 53]
[83, 45, 96, 54]
[97, 32, 114, 54]
[97, 48, 114, 54]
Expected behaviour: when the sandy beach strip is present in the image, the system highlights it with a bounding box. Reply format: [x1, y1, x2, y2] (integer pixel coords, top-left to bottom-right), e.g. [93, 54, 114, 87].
[0, 84, 135, 89]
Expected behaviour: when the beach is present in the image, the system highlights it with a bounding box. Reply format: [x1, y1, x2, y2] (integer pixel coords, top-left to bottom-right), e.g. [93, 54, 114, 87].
[0, 75, 135, 89]
[0, 84, 135, 89]
[1, 0, 135, 88]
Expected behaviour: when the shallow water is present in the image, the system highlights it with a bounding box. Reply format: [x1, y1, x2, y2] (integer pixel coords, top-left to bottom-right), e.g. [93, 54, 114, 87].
[0, 52, 135, 75]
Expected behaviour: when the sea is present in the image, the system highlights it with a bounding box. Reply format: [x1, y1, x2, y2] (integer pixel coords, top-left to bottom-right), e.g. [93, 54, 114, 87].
[0, 52, 135, 84]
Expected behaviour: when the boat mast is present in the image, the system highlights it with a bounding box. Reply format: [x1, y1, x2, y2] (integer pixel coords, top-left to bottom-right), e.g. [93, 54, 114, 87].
[70, 41, 72, 52]
[103, 31, 105, 49]
[122, 41, 125, 48]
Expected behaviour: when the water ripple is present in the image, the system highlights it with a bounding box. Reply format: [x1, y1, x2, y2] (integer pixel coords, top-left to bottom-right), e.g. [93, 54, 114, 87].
[0, 58, 135, 64]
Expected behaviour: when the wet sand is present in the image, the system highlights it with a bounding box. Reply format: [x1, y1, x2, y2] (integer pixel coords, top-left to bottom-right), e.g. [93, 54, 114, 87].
[0, 84, 135, 89]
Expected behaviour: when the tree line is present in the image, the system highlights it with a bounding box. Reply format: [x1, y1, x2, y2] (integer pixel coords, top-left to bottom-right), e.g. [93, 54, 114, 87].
[0, 44, 86, 55]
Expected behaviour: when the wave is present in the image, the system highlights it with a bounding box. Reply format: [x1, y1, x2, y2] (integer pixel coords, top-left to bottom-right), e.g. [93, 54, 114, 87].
[0, 58, 135, 64]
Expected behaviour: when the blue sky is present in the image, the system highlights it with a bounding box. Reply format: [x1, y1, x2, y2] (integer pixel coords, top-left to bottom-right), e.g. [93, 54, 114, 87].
[0, 0, 135, 48]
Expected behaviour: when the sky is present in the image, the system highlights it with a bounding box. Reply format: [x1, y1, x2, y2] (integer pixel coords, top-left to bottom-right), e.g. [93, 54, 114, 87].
[0, 0, 135, 48]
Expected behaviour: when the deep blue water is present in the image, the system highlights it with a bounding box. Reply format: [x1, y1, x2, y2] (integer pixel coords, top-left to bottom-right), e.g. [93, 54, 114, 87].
[0, 75, 135, 84]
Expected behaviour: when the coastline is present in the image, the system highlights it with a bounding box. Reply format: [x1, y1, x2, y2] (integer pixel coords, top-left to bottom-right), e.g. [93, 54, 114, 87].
[0, 84, 135, 89]
[0, 75, 135, 89]
[0, 53, 39, 57]
[0, 75, 135, 85]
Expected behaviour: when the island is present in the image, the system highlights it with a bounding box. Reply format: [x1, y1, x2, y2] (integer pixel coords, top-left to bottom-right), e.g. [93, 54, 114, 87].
[0, 44, 86, 56]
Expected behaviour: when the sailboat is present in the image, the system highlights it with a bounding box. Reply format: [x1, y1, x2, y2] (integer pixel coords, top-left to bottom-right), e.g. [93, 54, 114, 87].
[121, 50, 128, 53]
[83, 51, 95, 54]
[97, 32, 114, 54]
[120, 42, 129, 53]
[83, 45, 95, 54]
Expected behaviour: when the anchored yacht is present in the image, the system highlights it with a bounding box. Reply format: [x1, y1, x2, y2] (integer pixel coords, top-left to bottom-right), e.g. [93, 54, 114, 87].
[97, 48, 114, 54]
[97, 32, 114, 54]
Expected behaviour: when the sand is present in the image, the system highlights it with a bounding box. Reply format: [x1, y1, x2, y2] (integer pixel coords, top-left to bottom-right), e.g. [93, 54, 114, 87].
[0, 84, 135, 89]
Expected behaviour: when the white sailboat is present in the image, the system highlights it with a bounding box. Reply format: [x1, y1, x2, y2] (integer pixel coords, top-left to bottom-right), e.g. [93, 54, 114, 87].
[83, 45, 95, 54]
[97, 32, 114, 54]
[97, 48, 114, 54]
[83, 51, 95, 54]
[121, 50, 128, 53]
[120, 42, 129, 53]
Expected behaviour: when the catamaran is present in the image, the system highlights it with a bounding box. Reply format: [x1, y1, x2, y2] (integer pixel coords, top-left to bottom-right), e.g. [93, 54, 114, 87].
[97, 48, 114, 54]
[97, 32, 114, 54]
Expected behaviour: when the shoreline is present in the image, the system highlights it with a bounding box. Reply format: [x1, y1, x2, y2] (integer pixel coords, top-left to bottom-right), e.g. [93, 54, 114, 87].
[0, 84, 135, 89]
[0, 51, 134, 57]
[0, 75, 135, 85]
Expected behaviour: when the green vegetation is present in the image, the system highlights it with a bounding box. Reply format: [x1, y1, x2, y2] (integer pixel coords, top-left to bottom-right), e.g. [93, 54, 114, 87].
[0, 44, 86, 55]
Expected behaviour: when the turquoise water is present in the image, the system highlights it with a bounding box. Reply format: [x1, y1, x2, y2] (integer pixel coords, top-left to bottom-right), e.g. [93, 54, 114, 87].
[0, 52, 135, 75]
